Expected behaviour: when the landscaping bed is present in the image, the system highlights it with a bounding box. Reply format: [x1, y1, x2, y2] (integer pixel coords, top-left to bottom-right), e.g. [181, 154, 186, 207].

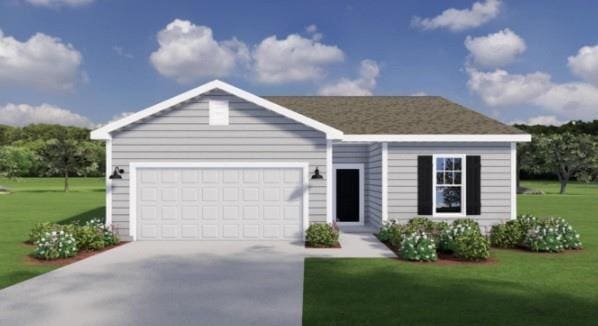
[24, 241, 127, 266]
[305, 223, 341, 248]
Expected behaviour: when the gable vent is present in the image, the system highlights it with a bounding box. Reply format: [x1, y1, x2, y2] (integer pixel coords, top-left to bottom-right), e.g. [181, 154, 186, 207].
[209, 99, 229, 126]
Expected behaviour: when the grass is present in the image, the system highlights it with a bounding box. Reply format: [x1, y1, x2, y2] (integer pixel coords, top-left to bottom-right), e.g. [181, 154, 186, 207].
[303, 181, 598, 326]
[0, 177, 104, 289]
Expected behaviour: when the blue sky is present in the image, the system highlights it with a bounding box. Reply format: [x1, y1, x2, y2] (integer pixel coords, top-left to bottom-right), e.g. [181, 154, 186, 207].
[0, 0, 597, 127]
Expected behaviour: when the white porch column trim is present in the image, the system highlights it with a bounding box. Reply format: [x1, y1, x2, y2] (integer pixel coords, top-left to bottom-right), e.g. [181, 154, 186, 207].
[105, 138, 112, 226]
[510, 142, 517, 220]
[381, 142, 388, 222]
[326, 139, 333, 223]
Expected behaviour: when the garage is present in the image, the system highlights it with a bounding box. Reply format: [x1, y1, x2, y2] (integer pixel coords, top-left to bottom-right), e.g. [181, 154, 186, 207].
[131, 163, 307, 241]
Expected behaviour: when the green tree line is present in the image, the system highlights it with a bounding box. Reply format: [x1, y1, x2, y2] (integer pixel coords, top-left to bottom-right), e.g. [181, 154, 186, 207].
[0, 124, 104, 191]
[516, 120, 598, 194]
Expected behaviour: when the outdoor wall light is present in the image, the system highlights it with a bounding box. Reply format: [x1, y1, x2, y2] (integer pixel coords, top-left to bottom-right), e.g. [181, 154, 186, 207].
[109, 166, 125, 179]
[311, 167, 324, 180]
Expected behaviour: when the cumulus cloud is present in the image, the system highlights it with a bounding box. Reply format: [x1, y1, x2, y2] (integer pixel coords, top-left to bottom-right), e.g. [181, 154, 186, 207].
[0, 29, 83, 91]
[150, 19, 249, 83]
[253, 33, 344, 84]
[0, 103, 94, 127]
[25, 0, 94, 7]
[568, 44, 598, 86]
[113, 45, 133, 59]
[466, 67, 551, 106]
[510, 115, 565, 126]
[467, 66, 598, 120]
[305, 24, 323, 41]
[465, 29, 526, 67]
[411, 0, 501, 32]
[318, 59, 380, 96]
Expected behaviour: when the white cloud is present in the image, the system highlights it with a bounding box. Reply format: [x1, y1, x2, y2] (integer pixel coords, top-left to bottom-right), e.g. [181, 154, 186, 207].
[411, 91, 428, 96]
[149, 19, 249, 83]
[0, 29, 83, 91]
[467, 67, 598, 120]
[305, 24, 323, 41]
[568, 44, 598, 86]
[0, 103, 94, 127]
[510, 115, 565, 126]
[466, 67, 551, 106]
[318, 59, 380, 96]
[253, 33, 344, 84]
[465, 29, 526, 67]
[113, 45, 133, 59]
[25, 0, 94, 7]
[411, 0, 501, 32]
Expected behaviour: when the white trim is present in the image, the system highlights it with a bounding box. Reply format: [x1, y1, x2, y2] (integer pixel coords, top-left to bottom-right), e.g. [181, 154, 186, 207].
[91, 80, 343, 140]
[326, 140, 333, 224]
[128, 161, 310, 241]
[105, 138, 112, 227]
[432, 154, 467, 218]
[332, 163, 365, 225]
[381, 143, 388, 222]
[510, 142, 517, 220]
[342, 134, 531, 142]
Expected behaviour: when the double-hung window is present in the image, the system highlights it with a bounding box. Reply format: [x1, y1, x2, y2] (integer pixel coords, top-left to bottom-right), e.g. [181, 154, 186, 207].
[434, 155, 465, 214]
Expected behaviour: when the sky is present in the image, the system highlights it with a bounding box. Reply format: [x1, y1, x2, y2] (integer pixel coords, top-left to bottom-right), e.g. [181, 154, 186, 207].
[0, 0, 597, 128]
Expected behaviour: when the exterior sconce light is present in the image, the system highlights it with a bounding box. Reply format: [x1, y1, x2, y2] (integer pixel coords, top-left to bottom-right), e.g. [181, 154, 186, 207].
[311, 167, 324, 180]
[109, 166, 125, 179]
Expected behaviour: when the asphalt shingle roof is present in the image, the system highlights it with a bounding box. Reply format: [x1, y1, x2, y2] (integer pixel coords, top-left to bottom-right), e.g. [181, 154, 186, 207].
[264, 96, 525, 135]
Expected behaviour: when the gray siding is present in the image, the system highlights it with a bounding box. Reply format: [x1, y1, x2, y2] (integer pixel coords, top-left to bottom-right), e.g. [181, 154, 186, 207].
[367, 144, 383, 228]
[110, 89, 328, 237]
[387, 142, 512, 231]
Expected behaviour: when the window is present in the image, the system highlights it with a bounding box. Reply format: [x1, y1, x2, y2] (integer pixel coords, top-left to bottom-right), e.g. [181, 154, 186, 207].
[434, 156, 465, 214]
[209, 100, 229, 125]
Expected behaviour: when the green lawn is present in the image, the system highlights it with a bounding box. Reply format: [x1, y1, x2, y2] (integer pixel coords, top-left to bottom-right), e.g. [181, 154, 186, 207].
[0, 177, 104, 289]
[304, 181, 598, 326]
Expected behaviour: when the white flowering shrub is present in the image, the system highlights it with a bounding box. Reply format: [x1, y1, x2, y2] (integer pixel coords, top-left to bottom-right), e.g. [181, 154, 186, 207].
[439, 219, 480, 252]
[525, 221, 564, 252]
[33, 231, 77, 260]
[399, 231, 437, 262]
[517, 214, 538, 233]
[85, 218, 119, 246]
[552, 217, 582, 249]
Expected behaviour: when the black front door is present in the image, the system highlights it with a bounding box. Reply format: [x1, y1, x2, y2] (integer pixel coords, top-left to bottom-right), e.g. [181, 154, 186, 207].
[336, 169, 360, 222]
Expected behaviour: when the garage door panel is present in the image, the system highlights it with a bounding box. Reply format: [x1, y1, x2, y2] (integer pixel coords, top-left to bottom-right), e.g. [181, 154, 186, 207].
[137, 167, 304, 241]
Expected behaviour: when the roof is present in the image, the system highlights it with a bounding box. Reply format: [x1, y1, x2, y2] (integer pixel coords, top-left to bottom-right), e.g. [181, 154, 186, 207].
[91, 80, 530, 142]
[264, 96, 526, 135]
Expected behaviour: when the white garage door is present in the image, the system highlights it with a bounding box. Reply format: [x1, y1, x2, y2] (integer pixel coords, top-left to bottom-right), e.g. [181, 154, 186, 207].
[135, 167, 305, 241]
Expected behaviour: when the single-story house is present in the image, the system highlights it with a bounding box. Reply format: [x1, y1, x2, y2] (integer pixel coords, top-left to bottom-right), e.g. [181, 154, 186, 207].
[91, 80, 531, 241]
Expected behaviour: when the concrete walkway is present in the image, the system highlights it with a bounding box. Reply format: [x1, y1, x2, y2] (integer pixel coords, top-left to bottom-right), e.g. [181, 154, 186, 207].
[0, 241, 305, 326]
[305, 225, 397, 258]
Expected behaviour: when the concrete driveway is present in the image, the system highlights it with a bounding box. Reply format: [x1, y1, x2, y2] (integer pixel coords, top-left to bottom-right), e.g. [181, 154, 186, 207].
[0, 241, 305, 326]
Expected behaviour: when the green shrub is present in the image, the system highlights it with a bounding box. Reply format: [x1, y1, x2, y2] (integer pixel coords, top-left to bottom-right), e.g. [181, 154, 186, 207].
[306, 223, 339, 247]
[33, 231, 77, 260]
[85, 218, 120, 246]
[28, 222, 62, 244]
[74, 225, 105, 251]
[406, 217, 448, 244]
[525, 219, 564, 252]
[439, 218, 481, 252]
[490, 220, 524, 248]
[453, 232, 490, 260]
[377, 220, 398, 242]
[551, 217, 582, 249]
[399, 231, 437, 262]
[388, 224, 408, 248]
[517, 214, 538, 233]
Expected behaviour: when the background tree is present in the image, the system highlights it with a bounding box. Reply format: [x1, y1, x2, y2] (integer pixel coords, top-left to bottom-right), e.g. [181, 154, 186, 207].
[526, 133, 598, 194]
[0, 146, 38, 180]
[38, 137, 93, 192]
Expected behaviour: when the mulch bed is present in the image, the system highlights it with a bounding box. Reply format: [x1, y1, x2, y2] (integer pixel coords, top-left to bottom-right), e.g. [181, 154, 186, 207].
[305, 241, 342, 249]
[24, 242, 128, 266]
[381, 240, 497, 265]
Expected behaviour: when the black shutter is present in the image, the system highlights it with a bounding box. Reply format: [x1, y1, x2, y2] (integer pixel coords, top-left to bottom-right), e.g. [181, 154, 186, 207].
[466, 156, 481, 215]
[417, 156, 433, 215]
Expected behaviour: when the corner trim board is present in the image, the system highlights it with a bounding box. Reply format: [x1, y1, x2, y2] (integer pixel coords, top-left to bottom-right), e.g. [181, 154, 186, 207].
[381, 143, 388, 222]
[511, 142, 517, 220]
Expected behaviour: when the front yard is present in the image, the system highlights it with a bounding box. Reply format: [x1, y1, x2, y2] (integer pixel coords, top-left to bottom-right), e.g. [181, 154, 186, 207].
[303, 181, 598, 325]
[0, 177, 104, 289]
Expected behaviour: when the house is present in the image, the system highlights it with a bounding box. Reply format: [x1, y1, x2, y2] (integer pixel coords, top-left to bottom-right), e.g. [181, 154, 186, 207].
[91, 80, 531, 241]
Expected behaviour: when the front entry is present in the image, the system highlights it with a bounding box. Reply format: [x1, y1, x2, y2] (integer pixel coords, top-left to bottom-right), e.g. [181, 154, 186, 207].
[333, 164, 364, 224]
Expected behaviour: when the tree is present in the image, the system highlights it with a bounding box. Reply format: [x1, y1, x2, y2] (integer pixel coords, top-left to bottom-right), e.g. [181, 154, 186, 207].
[38, 137, 93, 192]
[0, 146, 37, 179]
[524, 133, 598, 194]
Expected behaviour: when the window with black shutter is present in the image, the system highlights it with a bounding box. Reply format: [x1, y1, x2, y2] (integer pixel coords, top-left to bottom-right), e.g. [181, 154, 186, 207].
[417, 156, 433, 215]
[466, 156, 481, 215]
